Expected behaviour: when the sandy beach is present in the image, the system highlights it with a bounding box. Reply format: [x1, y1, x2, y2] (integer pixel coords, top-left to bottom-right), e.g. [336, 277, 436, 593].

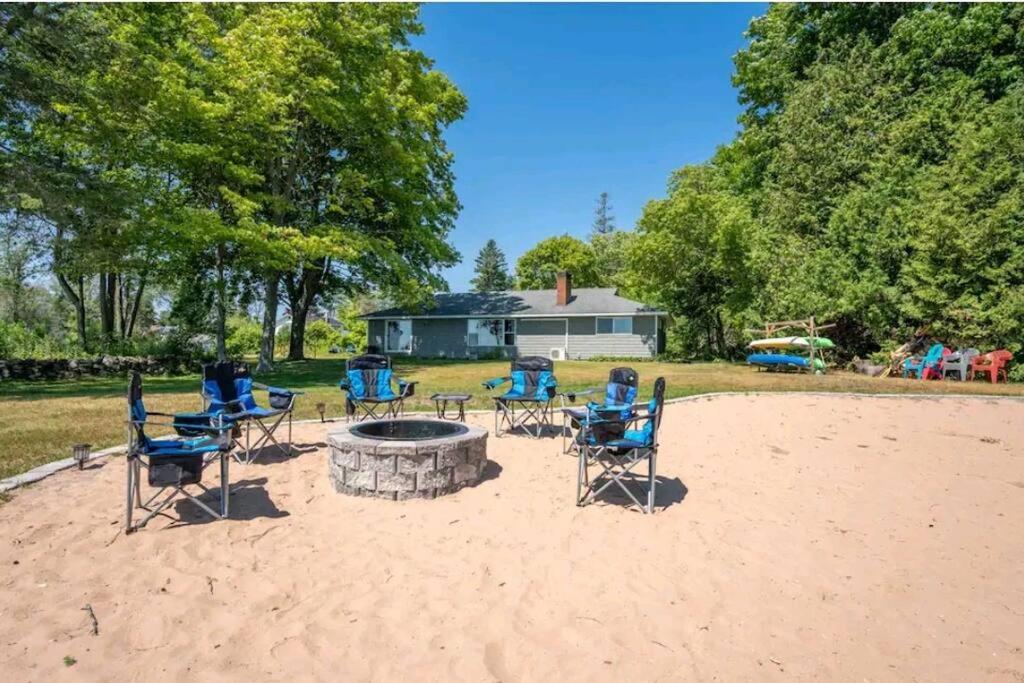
[1, 393, 1023, 681]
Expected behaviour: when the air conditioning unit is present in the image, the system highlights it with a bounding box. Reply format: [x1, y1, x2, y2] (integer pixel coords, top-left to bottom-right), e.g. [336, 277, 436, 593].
[549, 347, 565, 361]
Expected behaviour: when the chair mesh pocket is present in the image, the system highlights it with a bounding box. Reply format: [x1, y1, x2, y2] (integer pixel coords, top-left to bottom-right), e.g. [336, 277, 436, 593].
[589, 422, 625, 444]
[148, 454, 204, 487]
[268, 391, 292, 410]
[173, 412, 212, 437]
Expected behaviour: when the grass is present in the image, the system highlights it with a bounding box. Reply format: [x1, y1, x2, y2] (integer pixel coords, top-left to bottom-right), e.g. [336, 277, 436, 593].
[1, 356, 1022, 481]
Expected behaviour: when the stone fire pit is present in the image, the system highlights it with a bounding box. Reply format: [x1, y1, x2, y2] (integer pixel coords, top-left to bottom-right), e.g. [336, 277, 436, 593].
[328, 419, 488, 500]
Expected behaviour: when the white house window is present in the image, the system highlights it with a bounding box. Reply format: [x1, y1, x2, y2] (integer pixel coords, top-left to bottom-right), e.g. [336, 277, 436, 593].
[596, 317, 633, 335]
[385, 319, 412, 352]
[467, 319, 516, 346]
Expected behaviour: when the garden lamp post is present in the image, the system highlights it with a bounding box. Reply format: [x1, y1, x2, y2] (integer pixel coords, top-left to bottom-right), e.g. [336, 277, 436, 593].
[73, 444, 92, 470]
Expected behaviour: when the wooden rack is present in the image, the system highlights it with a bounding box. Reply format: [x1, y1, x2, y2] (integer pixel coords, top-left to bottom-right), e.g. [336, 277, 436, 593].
[745, 316, 835, 374]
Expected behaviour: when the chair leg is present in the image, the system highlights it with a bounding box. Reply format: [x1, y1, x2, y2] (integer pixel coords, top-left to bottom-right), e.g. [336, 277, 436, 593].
[576, 448, 586, 506]
[125, 457, 136, 532]
[648, 450, 657, 514]
[220, 451, 230, 518]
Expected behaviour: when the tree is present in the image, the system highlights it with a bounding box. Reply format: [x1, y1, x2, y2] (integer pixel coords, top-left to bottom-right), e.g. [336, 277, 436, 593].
[515, 235, 601, 290]
[470, 240, 512, 292]
[626, 165, 756, 357]
[623, 3, 1024, 359]
[1, 4, 465, 365]
[591, 192, 616, 236]
[901, 86, 1024, 350]
[304, 320, 339, 359]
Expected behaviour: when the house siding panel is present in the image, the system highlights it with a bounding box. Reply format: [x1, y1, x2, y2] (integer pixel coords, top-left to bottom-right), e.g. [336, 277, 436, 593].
[567, 315, 657, 360]
[516, 319, 566, 357]
[412, 318, 468, 358]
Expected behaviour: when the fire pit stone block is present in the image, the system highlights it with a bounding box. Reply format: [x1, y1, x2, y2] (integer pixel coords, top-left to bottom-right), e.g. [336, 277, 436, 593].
[328, 421, 488, 501]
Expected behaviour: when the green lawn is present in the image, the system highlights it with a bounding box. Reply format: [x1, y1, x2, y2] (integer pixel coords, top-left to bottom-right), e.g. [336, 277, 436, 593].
[1, 357, 1022, 481]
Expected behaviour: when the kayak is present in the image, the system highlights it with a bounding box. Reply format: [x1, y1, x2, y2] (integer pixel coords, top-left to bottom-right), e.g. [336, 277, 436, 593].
[748, 336, 835, 351]
[747, 352, 826, 372]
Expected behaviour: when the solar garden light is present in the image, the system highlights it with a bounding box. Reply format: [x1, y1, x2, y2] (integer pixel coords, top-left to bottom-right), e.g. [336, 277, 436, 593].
[316, 402, 327, 423]
[72, 443, 92, 470]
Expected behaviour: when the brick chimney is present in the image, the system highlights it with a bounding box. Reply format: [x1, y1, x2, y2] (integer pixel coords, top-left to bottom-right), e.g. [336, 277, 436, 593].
[556, 271, 572, 306]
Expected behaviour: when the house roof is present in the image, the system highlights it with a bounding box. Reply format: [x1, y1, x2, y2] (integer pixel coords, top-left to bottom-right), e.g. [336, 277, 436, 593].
[361, 288, 667, 319]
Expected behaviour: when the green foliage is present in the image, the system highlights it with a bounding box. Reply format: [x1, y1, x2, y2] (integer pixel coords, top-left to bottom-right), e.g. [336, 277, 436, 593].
[515, 235, 601, 289]
[226, 318, 262, 358]
[470, 240, 513, 292]
[337, 300, 369, 353]
[0, 3, 465, 360]
[591, 192, 617, 236]
[626, 165, 757, 358]
[591, 230, 635, 289]
[304, 320, 342, 358]
[628, 4, 1024, 364]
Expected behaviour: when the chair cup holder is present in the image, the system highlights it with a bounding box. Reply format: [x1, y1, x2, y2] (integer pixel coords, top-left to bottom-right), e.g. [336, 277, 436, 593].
[148, 454, 204, 487]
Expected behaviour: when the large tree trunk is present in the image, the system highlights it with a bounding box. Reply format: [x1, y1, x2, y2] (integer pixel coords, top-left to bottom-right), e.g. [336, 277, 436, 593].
[287, 293, 310, 361]
[52, 224, 88, 349]
[715, 311, 727, 357]
[56, 272, 87, 350]
[285, 263, 324, 361]
[126, 274, 146, 339]
[215, 245, 228, 361]
[98, 272, 116, 344]
[256, 273, 279, 373]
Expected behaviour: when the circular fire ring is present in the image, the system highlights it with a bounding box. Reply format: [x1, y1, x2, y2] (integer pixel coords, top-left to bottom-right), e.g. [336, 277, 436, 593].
[328, 420, 488, 500]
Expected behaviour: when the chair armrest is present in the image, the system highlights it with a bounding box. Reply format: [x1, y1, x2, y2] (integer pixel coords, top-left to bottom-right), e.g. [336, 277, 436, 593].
[133, 416, 235, 433]
[338, 379, 351, 391]
[397, 380, 417, 398]
[562, 388, 598, 402]
[483, 376, 510, 390]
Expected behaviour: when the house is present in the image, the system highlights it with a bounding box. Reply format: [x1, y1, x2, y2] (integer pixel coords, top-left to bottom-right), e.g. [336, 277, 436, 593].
[274, 306, 344, 335]
[362, 273, 668, 360]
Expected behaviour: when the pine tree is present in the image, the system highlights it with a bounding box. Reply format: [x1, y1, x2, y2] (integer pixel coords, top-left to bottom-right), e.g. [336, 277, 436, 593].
[470, 239, 513, 292]
[591, 192, 616, 236]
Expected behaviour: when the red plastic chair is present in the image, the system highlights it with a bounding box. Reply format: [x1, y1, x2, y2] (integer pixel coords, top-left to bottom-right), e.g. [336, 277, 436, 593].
[968, 349, 1013, 384]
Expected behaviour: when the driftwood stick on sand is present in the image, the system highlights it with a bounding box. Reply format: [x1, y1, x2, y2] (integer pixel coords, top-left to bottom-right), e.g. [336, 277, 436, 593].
[82, 604, 99, 635]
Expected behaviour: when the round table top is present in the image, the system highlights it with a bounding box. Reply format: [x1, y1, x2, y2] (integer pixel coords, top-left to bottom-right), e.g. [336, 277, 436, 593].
[429, 393, 472, 402]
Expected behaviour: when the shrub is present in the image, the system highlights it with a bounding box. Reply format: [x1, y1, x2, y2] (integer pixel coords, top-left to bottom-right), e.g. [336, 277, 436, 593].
[226, 319, 262, 357]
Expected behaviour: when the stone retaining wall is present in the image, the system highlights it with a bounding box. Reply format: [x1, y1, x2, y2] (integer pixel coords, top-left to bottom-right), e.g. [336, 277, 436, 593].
[0, 356, 196, 381]
[328, 424, 488, 500]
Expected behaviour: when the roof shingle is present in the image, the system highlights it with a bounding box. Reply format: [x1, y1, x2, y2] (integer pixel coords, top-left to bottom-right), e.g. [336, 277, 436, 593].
[362, 288, 665, 319]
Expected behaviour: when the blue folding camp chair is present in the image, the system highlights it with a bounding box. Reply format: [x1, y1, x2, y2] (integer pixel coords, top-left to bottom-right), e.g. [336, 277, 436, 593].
[201, 361, 300, 464]
[125, 371, 233, 533]
[577, 377, 665, 514]
[484, 356, 558, 438]
[339, 354, 417, 421]
[560, 367, 640, 455]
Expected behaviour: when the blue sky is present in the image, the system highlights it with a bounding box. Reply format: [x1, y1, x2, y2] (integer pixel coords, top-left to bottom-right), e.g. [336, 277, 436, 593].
[414, 2, 765, 291]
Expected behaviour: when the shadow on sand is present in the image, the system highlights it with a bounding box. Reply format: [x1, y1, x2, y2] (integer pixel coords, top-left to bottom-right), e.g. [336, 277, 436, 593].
[169, 477, 289, 527]
[583, 474, 688, 513]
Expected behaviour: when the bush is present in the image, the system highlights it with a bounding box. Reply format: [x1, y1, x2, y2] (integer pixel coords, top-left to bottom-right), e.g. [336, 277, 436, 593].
[0, 320, 85, 359]
[227, 319, 262, 357]
[1008, 361, 1024, 383]
[305, 320, 343, 358]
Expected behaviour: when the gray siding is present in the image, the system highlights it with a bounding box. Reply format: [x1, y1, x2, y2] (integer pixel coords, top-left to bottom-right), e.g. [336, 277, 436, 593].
[367, 315, 660, 360]
[368, 318, 471, 358]
[411, 318, 467, 358]
[566, 315, 657, 360]
[516, 319, 567, 357]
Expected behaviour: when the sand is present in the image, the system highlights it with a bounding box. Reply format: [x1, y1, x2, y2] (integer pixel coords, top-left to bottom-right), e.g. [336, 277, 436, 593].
[1, 394, 1023, 681]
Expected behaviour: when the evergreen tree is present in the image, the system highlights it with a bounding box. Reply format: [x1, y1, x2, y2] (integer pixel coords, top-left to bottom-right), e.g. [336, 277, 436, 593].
[591, 192, 617, 236]
[470, 239, 513, 292]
